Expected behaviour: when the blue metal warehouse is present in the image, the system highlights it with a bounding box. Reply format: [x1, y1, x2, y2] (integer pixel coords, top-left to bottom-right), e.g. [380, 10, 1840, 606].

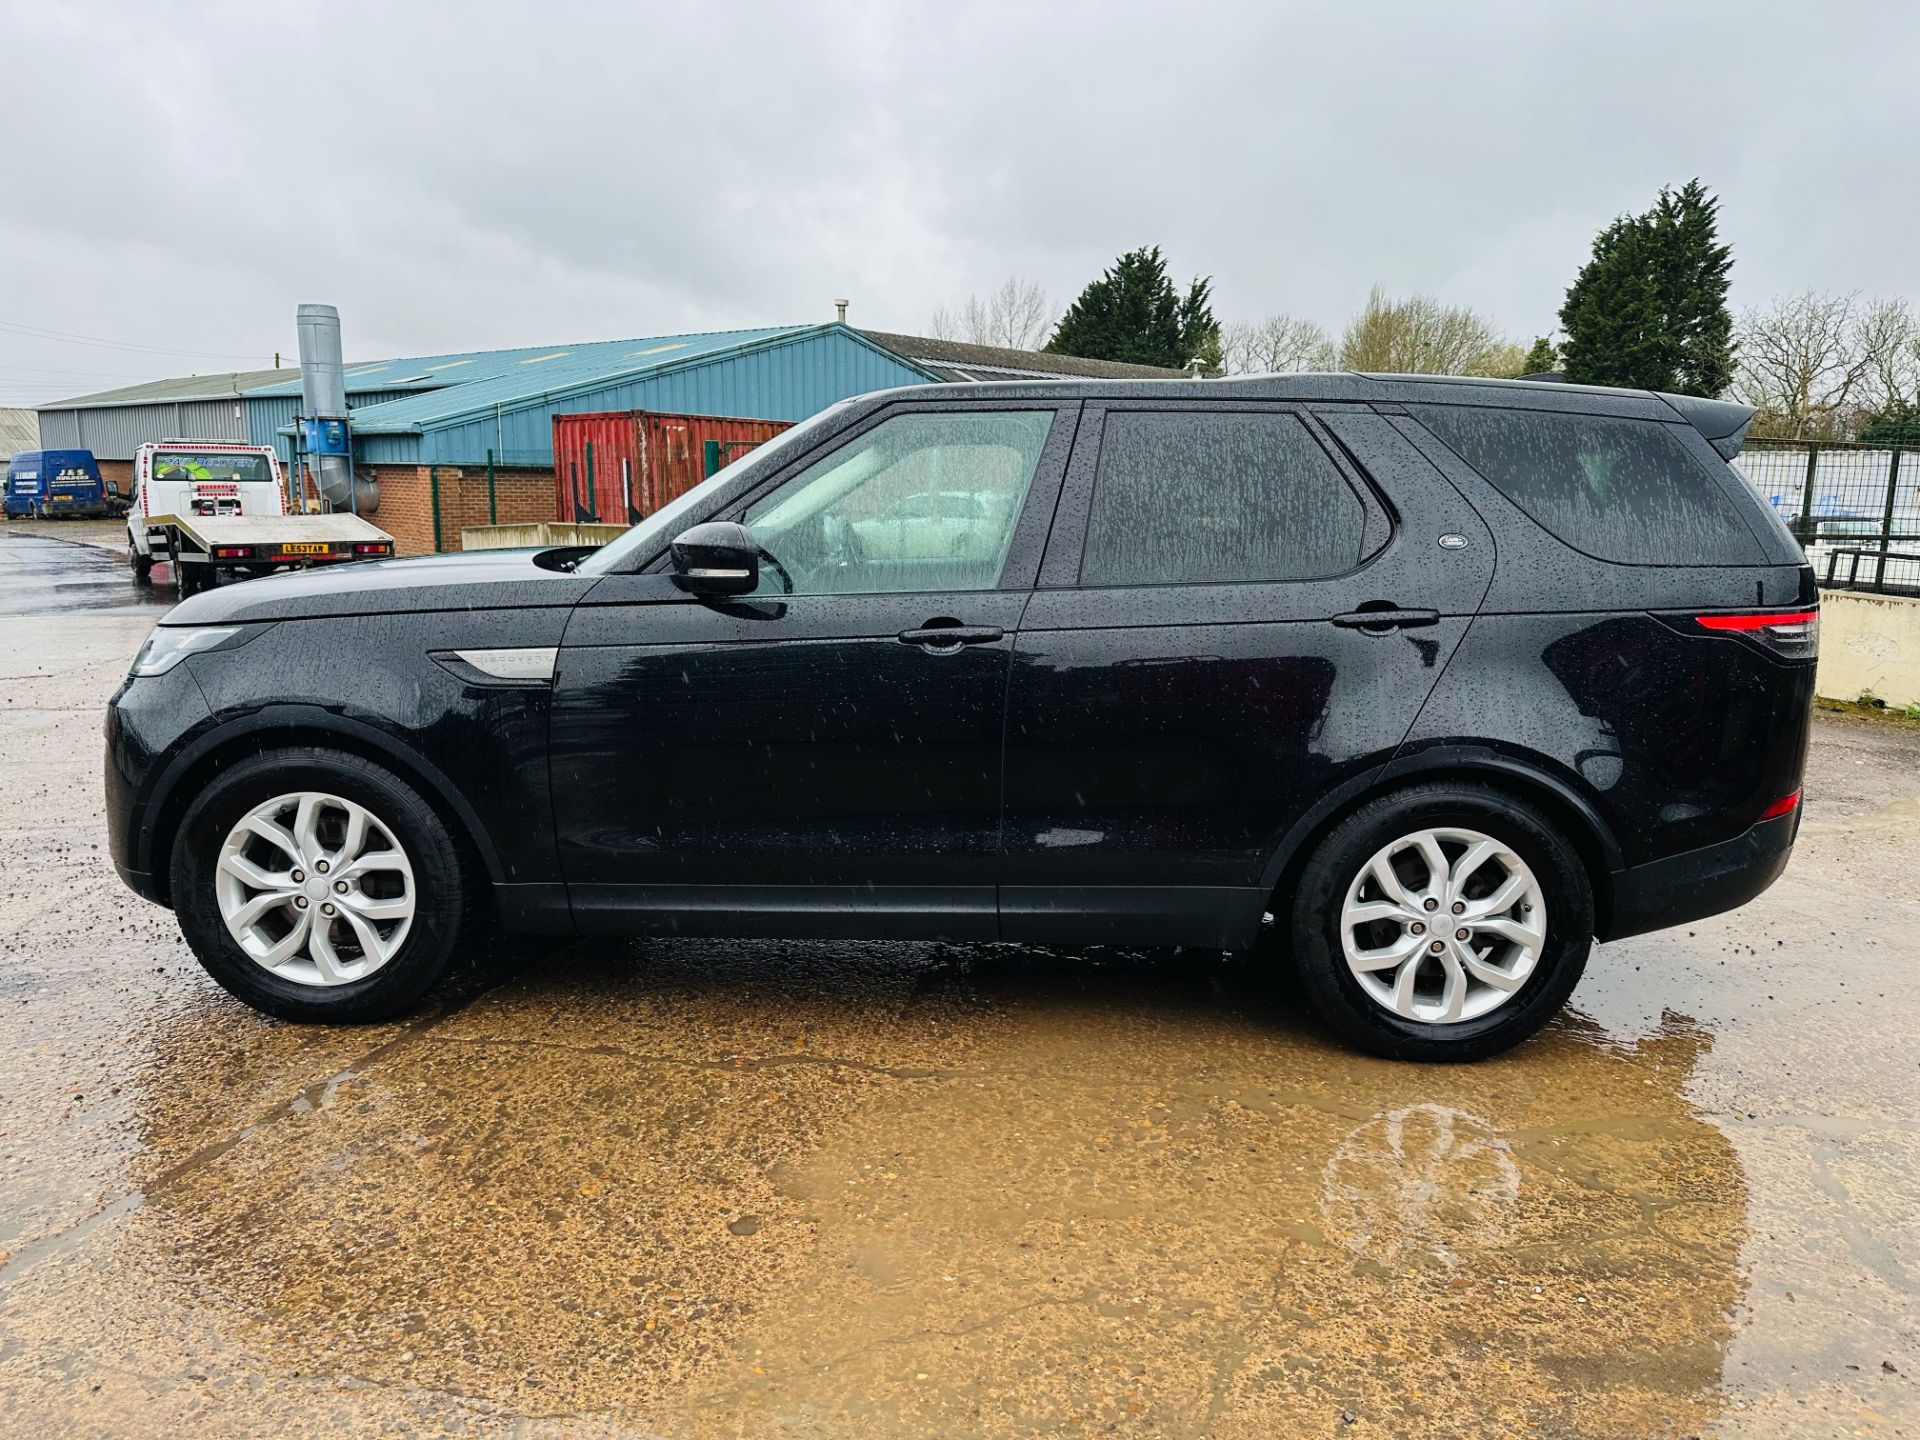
[241, 323, 939, 469]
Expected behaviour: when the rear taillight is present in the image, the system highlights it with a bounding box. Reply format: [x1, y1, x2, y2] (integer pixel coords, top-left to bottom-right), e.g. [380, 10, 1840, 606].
[1694, 608, 1819, 660]
[1759, 789, 1801, 820]
[352, 542, 393, 556]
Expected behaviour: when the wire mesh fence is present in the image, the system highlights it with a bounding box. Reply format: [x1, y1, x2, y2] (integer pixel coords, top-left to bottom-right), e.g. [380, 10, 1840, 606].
[1734, 439, 1920, 595]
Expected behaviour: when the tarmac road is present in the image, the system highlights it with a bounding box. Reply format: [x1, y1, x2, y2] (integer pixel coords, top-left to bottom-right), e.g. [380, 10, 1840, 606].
[0, 529, 1914, 1437]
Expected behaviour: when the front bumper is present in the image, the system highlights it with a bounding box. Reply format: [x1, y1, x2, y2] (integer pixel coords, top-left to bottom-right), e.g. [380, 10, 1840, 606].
[1600, 807, 1800, 942]
[113, 857, 160, 903]
[104, 662, 214, 907]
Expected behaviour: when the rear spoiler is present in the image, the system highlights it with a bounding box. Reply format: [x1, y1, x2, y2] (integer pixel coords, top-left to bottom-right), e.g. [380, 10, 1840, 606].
[1657, 392, 1755, 460]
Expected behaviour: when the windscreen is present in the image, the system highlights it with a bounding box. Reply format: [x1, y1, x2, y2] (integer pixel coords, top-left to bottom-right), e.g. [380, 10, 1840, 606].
[152, 450, 274, 484]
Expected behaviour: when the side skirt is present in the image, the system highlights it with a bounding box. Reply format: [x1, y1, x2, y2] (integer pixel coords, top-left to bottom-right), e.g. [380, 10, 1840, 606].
[997, 885, 1267, 950]
[545, 884, 1269, 949]
[566, 884, 998, 942]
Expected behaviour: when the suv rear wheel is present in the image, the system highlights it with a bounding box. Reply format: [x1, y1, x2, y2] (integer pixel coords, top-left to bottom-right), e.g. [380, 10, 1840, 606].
[170, 748, 470, 1022]
[1286, 781, 1592, 1061]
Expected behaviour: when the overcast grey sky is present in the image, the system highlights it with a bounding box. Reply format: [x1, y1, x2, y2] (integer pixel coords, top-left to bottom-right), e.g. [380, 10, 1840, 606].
[2, 0, 1917, 405]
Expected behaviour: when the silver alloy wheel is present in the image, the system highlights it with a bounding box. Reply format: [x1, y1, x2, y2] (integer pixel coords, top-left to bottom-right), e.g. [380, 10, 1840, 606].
[1339, 826, 1547, 1025]
[213, 791, 416, 987]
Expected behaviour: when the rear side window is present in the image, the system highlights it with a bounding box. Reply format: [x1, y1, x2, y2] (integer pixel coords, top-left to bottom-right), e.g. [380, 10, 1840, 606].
[1413, 406, 1765, 565]
[1080, 411, 1366, 586]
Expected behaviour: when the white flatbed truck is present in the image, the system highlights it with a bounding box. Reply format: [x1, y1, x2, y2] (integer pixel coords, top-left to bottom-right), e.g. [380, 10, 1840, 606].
[141, 511, 396, 596]
[127, 439, 395, 595]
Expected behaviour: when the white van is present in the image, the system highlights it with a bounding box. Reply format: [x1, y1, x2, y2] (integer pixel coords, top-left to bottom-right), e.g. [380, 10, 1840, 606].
[128, 440, 286, 579]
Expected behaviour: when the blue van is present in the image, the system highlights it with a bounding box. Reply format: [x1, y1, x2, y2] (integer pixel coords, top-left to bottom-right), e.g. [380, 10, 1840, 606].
[4, 449, 113, 518]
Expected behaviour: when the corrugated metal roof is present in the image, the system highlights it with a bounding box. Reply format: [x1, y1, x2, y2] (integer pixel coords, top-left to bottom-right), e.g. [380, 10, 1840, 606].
[378, 329, 937, 466]
[37, 326, 1183, 426]
[857, 329, 1189, 381]
[0, 407, 39, 460]
[41, 368, 300, 410]
[243, 326, 810, 405]
[39, 326, 995, 467]
[340, 325, 914, 436]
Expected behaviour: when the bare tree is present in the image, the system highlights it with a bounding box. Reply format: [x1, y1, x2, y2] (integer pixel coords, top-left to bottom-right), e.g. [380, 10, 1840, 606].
[996, 278, 1057, 349]
[1733, 292, 1873, 439]
[928, 277, 1057, 350]
[1337, 288, 1510, 375]
[1221, 314, 1337, 374]
[958, 293, 997, 345]
[1855, 295, 1920, 413]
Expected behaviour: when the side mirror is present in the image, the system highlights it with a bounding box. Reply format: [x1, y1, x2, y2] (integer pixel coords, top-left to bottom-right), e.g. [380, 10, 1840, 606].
[669, 521, 759, 596]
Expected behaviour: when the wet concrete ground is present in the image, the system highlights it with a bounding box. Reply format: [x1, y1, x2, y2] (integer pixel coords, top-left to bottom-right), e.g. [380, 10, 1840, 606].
[0, 531, 1915, 1437]
[0, 529, 170, 617]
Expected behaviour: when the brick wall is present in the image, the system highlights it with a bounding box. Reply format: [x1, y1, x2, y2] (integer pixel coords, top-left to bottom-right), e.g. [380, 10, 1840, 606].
[363, 463, 557, 555]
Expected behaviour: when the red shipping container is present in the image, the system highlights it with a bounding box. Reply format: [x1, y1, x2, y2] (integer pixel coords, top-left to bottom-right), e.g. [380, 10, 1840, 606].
[552, 410, 792, 525]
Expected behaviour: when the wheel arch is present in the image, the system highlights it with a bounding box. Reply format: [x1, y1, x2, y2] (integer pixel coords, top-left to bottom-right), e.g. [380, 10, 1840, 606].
[141, 706, 505, 906]
[1259, 748, 1620, 940]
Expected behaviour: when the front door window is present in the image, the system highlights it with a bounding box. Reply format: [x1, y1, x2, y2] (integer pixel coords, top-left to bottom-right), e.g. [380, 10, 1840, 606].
[741, 410, 1054, 596]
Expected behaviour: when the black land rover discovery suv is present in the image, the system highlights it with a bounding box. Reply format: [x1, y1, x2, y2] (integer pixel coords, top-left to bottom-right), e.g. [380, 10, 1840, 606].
[106, 374, 1815, 1061]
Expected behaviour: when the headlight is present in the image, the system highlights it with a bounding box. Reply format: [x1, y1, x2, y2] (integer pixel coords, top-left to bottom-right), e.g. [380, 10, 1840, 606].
[129, 626, 243, 677]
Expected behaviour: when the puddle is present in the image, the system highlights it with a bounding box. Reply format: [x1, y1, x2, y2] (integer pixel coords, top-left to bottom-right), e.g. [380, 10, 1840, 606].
[0, 944, 1760, 1437]
[0, 532, 171, 616]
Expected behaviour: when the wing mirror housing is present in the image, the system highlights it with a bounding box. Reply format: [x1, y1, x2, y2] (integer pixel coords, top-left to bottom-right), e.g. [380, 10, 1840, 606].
[669, 521, 759, 596]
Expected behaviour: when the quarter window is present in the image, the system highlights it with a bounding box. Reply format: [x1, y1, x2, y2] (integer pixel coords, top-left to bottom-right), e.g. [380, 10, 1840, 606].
[1413, 406, 1765, 565]
[741, 410, 1053, 596]
[1079, 411, 1367, 586]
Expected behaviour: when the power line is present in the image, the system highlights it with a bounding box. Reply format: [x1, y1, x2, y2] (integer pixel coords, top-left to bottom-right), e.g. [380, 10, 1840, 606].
[0, 362, 169, 379]
[0, 376, 154, 389]
[0, 316, 268, 359]
[0, 385, 154, 401]
[0, 317, 270, 362]
[0, 383, 139, 394]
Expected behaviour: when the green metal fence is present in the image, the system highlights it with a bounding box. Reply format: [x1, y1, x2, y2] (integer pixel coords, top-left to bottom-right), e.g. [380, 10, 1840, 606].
[1737, 438, 1920, 594]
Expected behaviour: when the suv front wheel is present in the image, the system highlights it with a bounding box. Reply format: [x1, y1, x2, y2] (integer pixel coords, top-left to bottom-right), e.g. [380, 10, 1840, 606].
[1287, 781, 1593, 1062]
[170, 748, 470, 1022]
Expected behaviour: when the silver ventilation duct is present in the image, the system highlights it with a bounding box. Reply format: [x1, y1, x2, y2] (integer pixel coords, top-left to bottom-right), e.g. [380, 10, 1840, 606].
[296, 303, 377, 512]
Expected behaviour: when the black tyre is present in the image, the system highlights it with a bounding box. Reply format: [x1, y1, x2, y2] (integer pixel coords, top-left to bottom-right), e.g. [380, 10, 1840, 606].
[169, 748, 471, 1022]
[130, 547, 153, 583]
[1285, 781, 1593, 1062]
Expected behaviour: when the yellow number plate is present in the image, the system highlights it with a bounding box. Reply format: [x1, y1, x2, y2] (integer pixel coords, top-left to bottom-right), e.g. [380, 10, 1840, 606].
[279, 543, 330, 555]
